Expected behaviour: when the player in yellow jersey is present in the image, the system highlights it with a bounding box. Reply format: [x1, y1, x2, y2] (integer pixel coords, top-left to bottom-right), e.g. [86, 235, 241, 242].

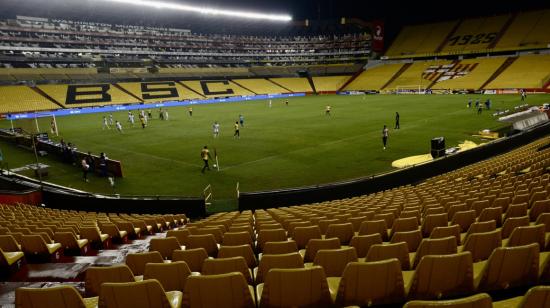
[325, 105, 331, 116]
[234, 121, 240, 139]
[201, 146, 211, 173]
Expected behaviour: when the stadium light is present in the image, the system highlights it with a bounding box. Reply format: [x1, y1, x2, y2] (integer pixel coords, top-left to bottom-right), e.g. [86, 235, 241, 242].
[101, 0, 292, 22]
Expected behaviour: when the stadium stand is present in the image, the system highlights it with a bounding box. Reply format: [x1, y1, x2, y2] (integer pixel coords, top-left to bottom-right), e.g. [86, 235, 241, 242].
[268, 77, 313, 93]
[0, 86, 60, 113]
[485, 54, 550, 89]
[385, 21, 458, 57]
[344, 63, 404, 91]
[3, 135, 549, 306]
[37, 84, 141, 107]
[230, 79, 288, 95]
[440, 14, 511, 54]
[431, 57, 508, 90]
[384, 60, 452, 90]
[311, 76, 351, 92]
[117, 82, 203, 102]
[495, 9, 550, 51]
[180, 80, 254, 97]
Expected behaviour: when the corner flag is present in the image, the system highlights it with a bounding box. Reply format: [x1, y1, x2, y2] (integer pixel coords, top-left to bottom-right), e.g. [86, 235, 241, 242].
[214, 148, 220, 171]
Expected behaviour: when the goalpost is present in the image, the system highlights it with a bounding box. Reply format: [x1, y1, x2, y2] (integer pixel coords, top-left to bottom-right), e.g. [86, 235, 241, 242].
[11, 112, 59, 137]
[395, 85, 426, 95]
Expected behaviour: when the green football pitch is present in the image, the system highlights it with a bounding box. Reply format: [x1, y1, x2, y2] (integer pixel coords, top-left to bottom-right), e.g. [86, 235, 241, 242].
[0, 94, 546, 201]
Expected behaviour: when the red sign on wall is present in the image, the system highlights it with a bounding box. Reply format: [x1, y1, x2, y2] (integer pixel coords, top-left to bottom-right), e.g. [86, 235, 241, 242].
[372, 20, 384, 52]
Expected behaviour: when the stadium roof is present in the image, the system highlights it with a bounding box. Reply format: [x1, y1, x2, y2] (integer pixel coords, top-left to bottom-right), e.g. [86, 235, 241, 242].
[1, 0, 549, 38]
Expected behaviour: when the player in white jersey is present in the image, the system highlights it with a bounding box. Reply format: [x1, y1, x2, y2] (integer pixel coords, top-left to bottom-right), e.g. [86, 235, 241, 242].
[213, 121, 220, 138]
[109, 113, 114, 126]
[129, 113, 135, 126]
[115, 121, 123, 133]
[102, 116, 110, 130]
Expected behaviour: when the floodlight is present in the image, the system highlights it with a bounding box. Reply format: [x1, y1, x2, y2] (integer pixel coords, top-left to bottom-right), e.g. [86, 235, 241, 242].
[101, 0, 292, 22]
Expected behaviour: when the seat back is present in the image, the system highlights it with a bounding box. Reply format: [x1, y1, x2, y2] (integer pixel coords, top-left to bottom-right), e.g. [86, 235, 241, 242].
[450, 210, 476, 233]
[257, 229, 287, 252]
[53, 232, 79, 250]
[325, 223, 354, 245]
[256, 252, 304, 284]
[477, 243, 539, 292]
[125, 251, 164, 276]
[413, 236, 458, 269]
[21, 235, 48, 255]
[185, 234, 218, 257]
[462, 230, 502, 262]
[313, 247, 358, 277]
[530, 200, 550, 222]
[144, 261, 191, 292]
[183, 272, 255, 308]
[260, 266, 332, 308]
[391, 217, 419, 238]
[358, 220, 388, 241]
[149, 237, 181, 260]
[366, 242, 410, 270]
[201, 256, 252, 284]
[421, 213, 448, 237]
[335, 259, 405, 307]
[303, 237, 341, 262]
[478, 207, 503, 227]
[391, 230, 423, 253]
[222, 231, 253, 247]
[218, 244, 257, 268]
[166, 229, 190, 246]
[408, 252, 474, 300]
[172, 248, 208, 272]
[501, 216, 530, 239]
[79, 227, 102, 242]
[85, 264, 136, 297]
[518, 286, 550, 308]
[350, 234, 382, 258]
[536, 213, 550, 232]
[507, 224, 545, 249]
[504, 203, 528, 221]
[16, 286, 87, 308]
[292, 226, 322, 249]
[262, 240, 298, 255]
[403, 293, 492, 308]
[0, 235, 20, 252]
[471, 200, 491, 216]
[99, 279, 173, 308]
[195, 227, 223, 244]
[429, 225, 460, 245]
[465, 220, 496, 242]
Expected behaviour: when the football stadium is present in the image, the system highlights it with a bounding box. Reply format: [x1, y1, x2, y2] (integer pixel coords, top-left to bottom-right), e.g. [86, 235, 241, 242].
[0, 0, 550, 306]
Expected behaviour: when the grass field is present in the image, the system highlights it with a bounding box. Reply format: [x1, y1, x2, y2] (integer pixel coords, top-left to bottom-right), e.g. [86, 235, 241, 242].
[1, 94, 546, 200]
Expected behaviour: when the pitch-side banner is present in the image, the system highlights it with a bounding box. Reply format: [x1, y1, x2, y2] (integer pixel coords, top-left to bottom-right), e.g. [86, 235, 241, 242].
[372, 20, 384, 52]
[7, 93, 306, 120]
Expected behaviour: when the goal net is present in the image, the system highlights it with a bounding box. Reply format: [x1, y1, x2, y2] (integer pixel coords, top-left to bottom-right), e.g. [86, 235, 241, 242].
[395, 85, 426, 95]
[10, 112, 59, 137]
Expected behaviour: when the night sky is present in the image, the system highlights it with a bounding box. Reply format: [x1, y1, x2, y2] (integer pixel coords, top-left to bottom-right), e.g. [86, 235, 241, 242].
[1, 0, 549, 41]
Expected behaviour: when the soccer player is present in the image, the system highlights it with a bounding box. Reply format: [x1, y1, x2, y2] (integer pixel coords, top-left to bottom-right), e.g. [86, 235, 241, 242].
[115, 120, 123, 133]
[102, 116, 110, 130]
[239, 114, 244, 127]
[521, 89, 527, 101]
[285, 100, 289, 106]
[50, 119, 57, 135]
[382, 125, 389, 150]
[395, 112, 400, 129]
[325, 105, 331, 116]
[164, 109, 169, 121]
[467, 98, 472, 108]
[477, 104, 483, 115]
[213, 121, 220, 138]
[188, 107, 193, 116]
[109, 113, 114, 126]
[269, 100, 272, 108]
[159, 108, 164, 120]
[475, 99, 480, 109]
[147, 109, 153, 120]
[139, 114, 146, 129]
[201, 146, 211, 173]
[127, 111, 132, 122]
[129, 112, 135, 127]
[234, 121, 240, 139]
